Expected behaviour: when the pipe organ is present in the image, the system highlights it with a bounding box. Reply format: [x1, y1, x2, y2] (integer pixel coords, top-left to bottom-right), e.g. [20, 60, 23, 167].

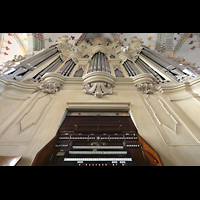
[0, 36, 198, 85]
[1, 36, 200, 166]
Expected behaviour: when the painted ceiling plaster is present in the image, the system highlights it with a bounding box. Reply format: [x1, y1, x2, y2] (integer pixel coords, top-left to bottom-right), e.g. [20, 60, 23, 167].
[1, 33, 200, 68]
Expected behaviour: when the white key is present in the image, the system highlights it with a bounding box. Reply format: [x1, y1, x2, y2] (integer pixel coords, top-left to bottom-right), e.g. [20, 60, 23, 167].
[64, 158, 132, 162]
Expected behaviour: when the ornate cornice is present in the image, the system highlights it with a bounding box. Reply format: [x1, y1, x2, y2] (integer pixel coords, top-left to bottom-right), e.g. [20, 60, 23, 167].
[82, 71, 116, 86]
[0, 76, 39, 99]
[132, 73, 157, 86]
[40, 72, 66, 85]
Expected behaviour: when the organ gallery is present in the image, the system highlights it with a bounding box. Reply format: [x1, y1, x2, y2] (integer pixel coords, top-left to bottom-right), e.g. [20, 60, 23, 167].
[0, 35, 200, 166]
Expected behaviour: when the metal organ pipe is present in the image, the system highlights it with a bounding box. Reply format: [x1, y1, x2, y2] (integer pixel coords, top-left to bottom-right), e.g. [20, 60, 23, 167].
[57, 59, 76, 77]
[22, 49, 59, 78]
[126, 62, 136, 76]
[30, 49, 59, 68]
[2, 46, 60, 80]
[95, 52, 98, 71]
[140, 54, 168, 72]
[33, 57, 63, 80]
[142, 47, 198, 78]
[105, 57, 111, 73]
[136, 59, 152, 74]
[127, 60, 141, 75]
[135, 58, 165, 83]
[22, 47, 59, 70]
[62, 60, 73, 76]
[140, 50, 178, 81]
[87, 51, 111, 74]
[142, 50, 171, 68]
[58, 59, 71, 75]
[88, 55, 94, 73]
[122, 59, 141, 76]
[65, 61, 76, 76]
[101, 53, 104, 71]
[24, 49, 59, 71]
[16, 46, 58, 69]
[123, 61, 132, 76]
[92, 53, 95, 71]
[49, 57, 63, 72]
[101, 53, 105, 72]
[136, 59, 158, 78]
[97, 52, 101, 71]
[144, 47, 183, 69]
[62, 61, 72, 76]
[123, 61, 133, 76]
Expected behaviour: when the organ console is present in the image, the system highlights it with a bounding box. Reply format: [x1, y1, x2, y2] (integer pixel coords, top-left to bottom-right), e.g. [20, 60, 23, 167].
[32, 114, 164, 166]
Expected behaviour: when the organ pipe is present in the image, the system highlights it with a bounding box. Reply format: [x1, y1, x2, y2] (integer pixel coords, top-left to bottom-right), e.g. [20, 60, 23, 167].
[122, 59, 141, 76]
[101, 53, 105, 72]
[2, 46, 60, 80]
[87, 51, 111, 74]
[57, 59, 76, 77]
[33, 57, 63, 80]
[142, 47, 198, 78]
[135, 58, 165, 82]
[16, 46, 58, 69]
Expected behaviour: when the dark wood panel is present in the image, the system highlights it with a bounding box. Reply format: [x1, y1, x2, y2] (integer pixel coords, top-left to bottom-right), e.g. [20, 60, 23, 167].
[59, 116, 137, 133]
[31, 134, 60, 166]
[0, 155, 22, 166]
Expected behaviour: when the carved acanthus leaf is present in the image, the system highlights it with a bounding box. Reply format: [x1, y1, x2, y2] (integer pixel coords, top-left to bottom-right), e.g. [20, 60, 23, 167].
[83, 82, 114, 98]
[137, 82, 157, 94]
[40, 82, 62, 94]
